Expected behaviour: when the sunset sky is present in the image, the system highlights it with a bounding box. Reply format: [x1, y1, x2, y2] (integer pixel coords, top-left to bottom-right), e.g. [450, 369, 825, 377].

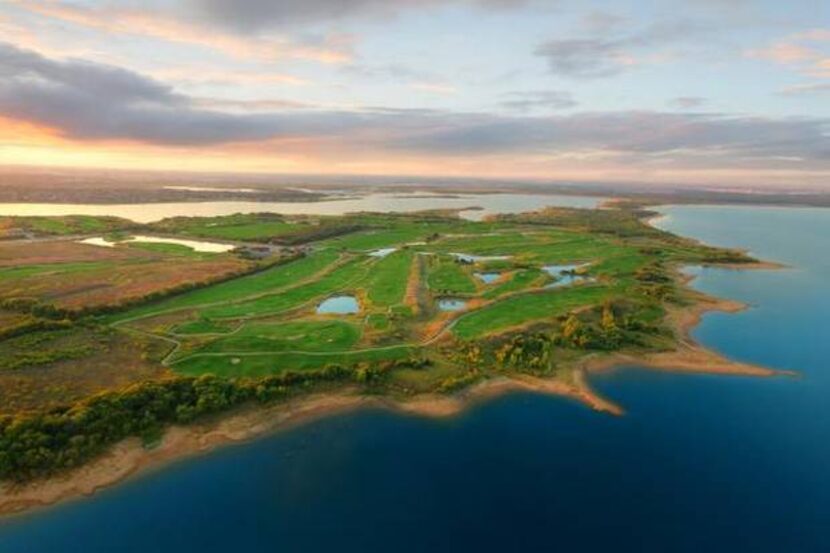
[0, 1, 828, 187]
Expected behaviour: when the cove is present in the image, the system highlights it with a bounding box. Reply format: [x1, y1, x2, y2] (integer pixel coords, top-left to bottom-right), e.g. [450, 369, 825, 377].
[1, 205, 828, 552]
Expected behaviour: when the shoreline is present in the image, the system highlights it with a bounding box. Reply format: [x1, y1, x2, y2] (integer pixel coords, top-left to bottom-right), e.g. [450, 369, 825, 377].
[0, 257, 789, 518]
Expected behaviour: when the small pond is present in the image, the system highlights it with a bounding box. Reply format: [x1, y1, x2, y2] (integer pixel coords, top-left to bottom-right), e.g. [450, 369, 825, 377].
[317, 295, 360, 314]
[79, 235, 235, 253]
[368, 248, 397, 258]
[451, 253, 511, 263]
[543, 263, 591, 289]
[474, 272, 501, 284]
[437, 298, 468, 311]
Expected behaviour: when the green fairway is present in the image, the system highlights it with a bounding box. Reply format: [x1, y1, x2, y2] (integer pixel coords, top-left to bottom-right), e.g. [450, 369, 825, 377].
[452, 284, 612, 339]
[172, 344, 417, 377]
[198, 256, 368, 319]
[195, 320, 362, 354]
[426, 258, 477, 294]
[109, 249, 341, 322]
[364, 250, 413, 308]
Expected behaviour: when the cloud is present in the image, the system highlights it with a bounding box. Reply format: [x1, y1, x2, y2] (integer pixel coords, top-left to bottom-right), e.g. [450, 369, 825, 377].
[389, 111, 830, 166]
[670, 96, 707, 108]
[746, 42, 819, 63]
[534, 20, 702, 78]
[500, 90, 578, 112]
[778, 83, 830, 96]
[0, 42, 308, 145]
[745, 29, 830, 79]
[0, 43, 827, 172]
[194, 0, 529, 31]
[16, 2, 354, 63]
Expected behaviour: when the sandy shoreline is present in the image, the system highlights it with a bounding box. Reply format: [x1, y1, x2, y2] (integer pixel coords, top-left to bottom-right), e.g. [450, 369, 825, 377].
[0, 261, 788, 518]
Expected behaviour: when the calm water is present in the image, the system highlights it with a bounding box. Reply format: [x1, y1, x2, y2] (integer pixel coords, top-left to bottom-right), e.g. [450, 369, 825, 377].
[315, 295, 360, 315]
[0, 192, 601, 223]
[2, 204, 829, 552]
[437, 298, 469, 311]
[542, 263, 591, 288]
[474, 272, 500, 284]
[80, 235, 235, 253]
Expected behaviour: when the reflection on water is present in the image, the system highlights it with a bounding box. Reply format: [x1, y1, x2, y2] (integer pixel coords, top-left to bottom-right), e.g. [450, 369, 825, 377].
[542, 263, 591, 288]
[79, 237, 115, 248]
[80, 235, 235, 253]
[316, 295, 360, 314]
[0, 193, 603, 223]
[474, 272, 500, 284]
[450, 252, 511, 263]
[368, 248, 397, 258]
[437, 298, 468, 311]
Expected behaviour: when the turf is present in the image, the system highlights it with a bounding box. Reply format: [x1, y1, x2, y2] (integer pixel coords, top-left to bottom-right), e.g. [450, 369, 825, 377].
[109, 249, 341, 322]
[426, 258, 477, 295]
[452, 284, 612, 339]
[364, 250, 414, 308]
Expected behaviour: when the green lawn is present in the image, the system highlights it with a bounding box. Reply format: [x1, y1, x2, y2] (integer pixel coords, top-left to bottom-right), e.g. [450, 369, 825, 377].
[193, 320, 362, 354]
[172, 345, 417, 377]
[364, 250, 413, 308]
[452, 284, 612, 339]
[482, 268, 545, 299]
[426, 258, 477, 294]
[109, 249, 341, 322]
[199, 256, 368, 319]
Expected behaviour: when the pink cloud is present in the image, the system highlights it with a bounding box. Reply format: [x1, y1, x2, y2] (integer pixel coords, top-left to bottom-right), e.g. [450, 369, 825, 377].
[17, 1, 354, 64]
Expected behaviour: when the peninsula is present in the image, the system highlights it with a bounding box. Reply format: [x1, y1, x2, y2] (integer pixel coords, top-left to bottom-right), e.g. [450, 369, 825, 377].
[0, 204, 784, 514]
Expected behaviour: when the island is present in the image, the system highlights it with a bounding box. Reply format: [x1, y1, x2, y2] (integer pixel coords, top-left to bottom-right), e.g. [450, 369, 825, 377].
[0, 205, 784, 514]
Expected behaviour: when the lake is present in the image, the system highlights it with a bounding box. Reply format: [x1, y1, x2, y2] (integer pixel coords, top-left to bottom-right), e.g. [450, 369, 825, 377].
[1, 204, 828, 552]
[0, 192, 602, 223]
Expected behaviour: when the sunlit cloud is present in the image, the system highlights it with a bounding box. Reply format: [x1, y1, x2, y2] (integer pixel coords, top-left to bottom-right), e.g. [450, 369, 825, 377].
[16, 1, 355, 64]
[745, 29, 830, 79]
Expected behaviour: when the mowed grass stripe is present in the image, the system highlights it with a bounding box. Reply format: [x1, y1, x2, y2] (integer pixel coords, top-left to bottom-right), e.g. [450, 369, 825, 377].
[452, 285, 612, 340]
[108, 249, 341, 322]
[197, 320, 361, 354]
[199, 256, 369, 319]
[365, 250, 413, 308]
[172, 345, 417, 377]
[482, 268, 545, 300]
[426, 259, 476, 295]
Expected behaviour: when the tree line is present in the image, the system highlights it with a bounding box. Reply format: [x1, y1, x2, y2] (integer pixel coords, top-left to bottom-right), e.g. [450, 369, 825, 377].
[0, 356, 428, 483]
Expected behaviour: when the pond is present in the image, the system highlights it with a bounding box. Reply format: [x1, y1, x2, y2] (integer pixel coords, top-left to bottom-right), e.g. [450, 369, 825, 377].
[450, 253, 511, 263]
[474, 272, 501, 284]
[542, 263, 592, 288]
[316, 295, 360, 315]
[437, 298, 468, 311]
[79, 235, 235, 253]
[368, 248, 397, 258]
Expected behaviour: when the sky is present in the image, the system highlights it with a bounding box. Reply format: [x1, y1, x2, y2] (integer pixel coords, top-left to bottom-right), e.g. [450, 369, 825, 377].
[0, 0, 828, 188]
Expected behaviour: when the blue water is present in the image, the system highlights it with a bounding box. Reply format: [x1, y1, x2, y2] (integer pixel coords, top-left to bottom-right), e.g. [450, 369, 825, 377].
[474, 272, 500, 284]
[2, 205, 829, 552]
[542, 263, 591, 288]
[437, 298, 468, 311]
[368, 248, 397, 258]
[315, 295, 359, 315]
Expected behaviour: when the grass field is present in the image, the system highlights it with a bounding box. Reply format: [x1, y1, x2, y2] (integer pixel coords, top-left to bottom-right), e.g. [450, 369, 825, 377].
[0, 240, 252, 312]
[0, 207, 752, 411]
[364, 250, 414, 308]
[426, 257, 477, 295]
